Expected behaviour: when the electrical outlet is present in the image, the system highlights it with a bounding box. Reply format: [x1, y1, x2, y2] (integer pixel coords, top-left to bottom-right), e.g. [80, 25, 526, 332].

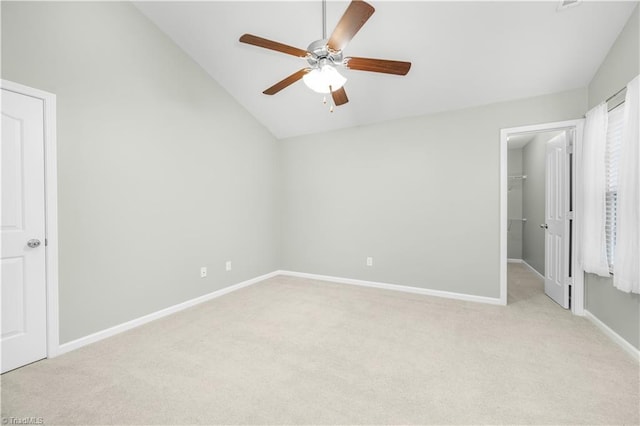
[200, 267, 207, 278]
[225, 261, 232, 271]
[366, 257, 373, 266]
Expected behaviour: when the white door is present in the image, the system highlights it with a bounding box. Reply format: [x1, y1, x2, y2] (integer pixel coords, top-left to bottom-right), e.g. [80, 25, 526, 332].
[544, 131, 570, 308]
[1, 88, 48, 373]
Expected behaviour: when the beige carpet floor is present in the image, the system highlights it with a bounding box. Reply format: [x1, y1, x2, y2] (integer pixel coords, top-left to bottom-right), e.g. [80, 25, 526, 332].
[2, 264, 639, 425]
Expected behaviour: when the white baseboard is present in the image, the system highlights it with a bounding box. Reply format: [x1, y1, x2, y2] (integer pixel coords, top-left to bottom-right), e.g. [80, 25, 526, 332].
[56, 270, 279, 356]
[54, 268, 506, 357]
[278, 270, 503, 306]
[522, 260, 545, 281]
[584, 310, 640, 362]
[507, 258, 523, 263]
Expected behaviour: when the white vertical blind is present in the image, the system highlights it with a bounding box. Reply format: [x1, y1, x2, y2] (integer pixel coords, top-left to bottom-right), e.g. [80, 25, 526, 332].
[604, 105, 624, 269]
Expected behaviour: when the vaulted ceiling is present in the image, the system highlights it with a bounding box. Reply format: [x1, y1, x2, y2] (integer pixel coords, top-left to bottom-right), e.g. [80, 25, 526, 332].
[135, 1, 637, 139]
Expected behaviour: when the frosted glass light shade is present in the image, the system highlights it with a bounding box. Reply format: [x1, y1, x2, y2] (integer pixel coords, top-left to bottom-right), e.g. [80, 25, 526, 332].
[302, 65, 347, 94]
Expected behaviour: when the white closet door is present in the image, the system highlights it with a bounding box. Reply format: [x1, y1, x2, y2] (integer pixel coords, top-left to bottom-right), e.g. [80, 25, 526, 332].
[1, 88, 48, 373]
[544, 131, 570, 308]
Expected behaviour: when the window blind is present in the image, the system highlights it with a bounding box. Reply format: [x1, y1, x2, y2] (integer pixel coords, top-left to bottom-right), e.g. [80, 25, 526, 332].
[605, 105, 625, 268]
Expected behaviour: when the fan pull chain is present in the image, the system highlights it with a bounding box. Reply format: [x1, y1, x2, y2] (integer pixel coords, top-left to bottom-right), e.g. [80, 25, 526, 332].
[320, 95, 334, 112]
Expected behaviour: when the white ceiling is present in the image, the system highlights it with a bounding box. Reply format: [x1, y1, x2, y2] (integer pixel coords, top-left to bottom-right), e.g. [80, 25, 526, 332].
[507, 134, 536, 150]
[134, 1, 637, 139]
[508, 130, 562, 149]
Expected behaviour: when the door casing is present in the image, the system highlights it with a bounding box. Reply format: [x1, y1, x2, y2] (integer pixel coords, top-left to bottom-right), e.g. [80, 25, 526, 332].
[499, 119, 585, 315]
[1, 79, 60, 358]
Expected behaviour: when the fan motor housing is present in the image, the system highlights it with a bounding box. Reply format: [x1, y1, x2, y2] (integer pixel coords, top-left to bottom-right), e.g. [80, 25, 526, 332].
[306, 39, 343, 68]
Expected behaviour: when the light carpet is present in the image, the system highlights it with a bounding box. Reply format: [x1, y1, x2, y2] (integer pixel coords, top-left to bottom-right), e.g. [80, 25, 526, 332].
[1, 264, 638, 424]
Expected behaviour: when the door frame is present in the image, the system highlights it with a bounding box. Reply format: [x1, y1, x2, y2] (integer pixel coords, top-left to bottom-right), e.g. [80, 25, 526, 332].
[499, 119, 585, 315]
[2, 79, 60, 357]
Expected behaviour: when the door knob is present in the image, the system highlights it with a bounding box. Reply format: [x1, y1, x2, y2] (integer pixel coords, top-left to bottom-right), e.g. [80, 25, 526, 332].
[27, 239, 41, 248]
[539, 224, 548, 229]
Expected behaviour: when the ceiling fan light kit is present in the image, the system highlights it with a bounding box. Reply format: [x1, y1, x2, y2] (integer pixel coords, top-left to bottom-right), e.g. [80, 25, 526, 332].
[239, 0, 411, 110]
[303, 64, 346, 94]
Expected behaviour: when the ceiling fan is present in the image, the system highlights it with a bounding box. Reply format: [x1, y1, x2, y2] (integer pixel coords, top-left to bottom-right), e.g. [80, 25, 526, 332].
[239, 0, 411, 110]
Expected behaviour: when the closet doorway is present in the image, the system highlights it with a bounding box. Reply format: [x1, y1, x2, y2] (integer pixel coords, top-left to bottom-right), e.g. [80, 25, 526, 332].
[499, 120, 585, 315]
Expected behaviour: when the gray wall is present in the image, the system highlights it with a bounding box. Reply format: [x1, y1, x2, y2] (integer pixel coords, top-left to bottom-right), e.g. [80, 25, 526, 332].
[522, 131, 561, 276]
[1, 2, 281, 343]
[507, 149, 523, 260]
[281, 89, 587, 298]
[588, 5, 640, 109]
[585, 5, 639, 350]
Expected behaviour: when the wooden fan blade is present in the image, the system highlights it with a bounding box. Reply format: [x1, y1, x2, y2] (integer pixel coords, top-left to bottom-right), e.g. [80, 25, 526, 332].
[239, 34, 308, 58]
[331, 86, 349, 106]
[327, 0, 375, 52]
[344, 57, 411, 75]
[263, 68, 311, 95]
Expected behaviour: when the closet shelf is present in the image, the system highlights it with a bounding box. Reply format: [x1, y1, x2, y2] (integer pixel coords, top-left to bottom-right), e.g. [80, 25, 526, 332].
[508, 175, 527, 180]
[508, 218, 527, 221]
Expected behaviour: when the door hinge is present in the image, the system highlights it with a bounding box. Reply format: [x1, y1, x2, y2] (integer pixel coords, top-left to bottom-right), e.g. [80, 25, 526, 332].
[567, 211, 574, 220]
[45, 238, 48, 247]
[567, 143, 574, 154]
